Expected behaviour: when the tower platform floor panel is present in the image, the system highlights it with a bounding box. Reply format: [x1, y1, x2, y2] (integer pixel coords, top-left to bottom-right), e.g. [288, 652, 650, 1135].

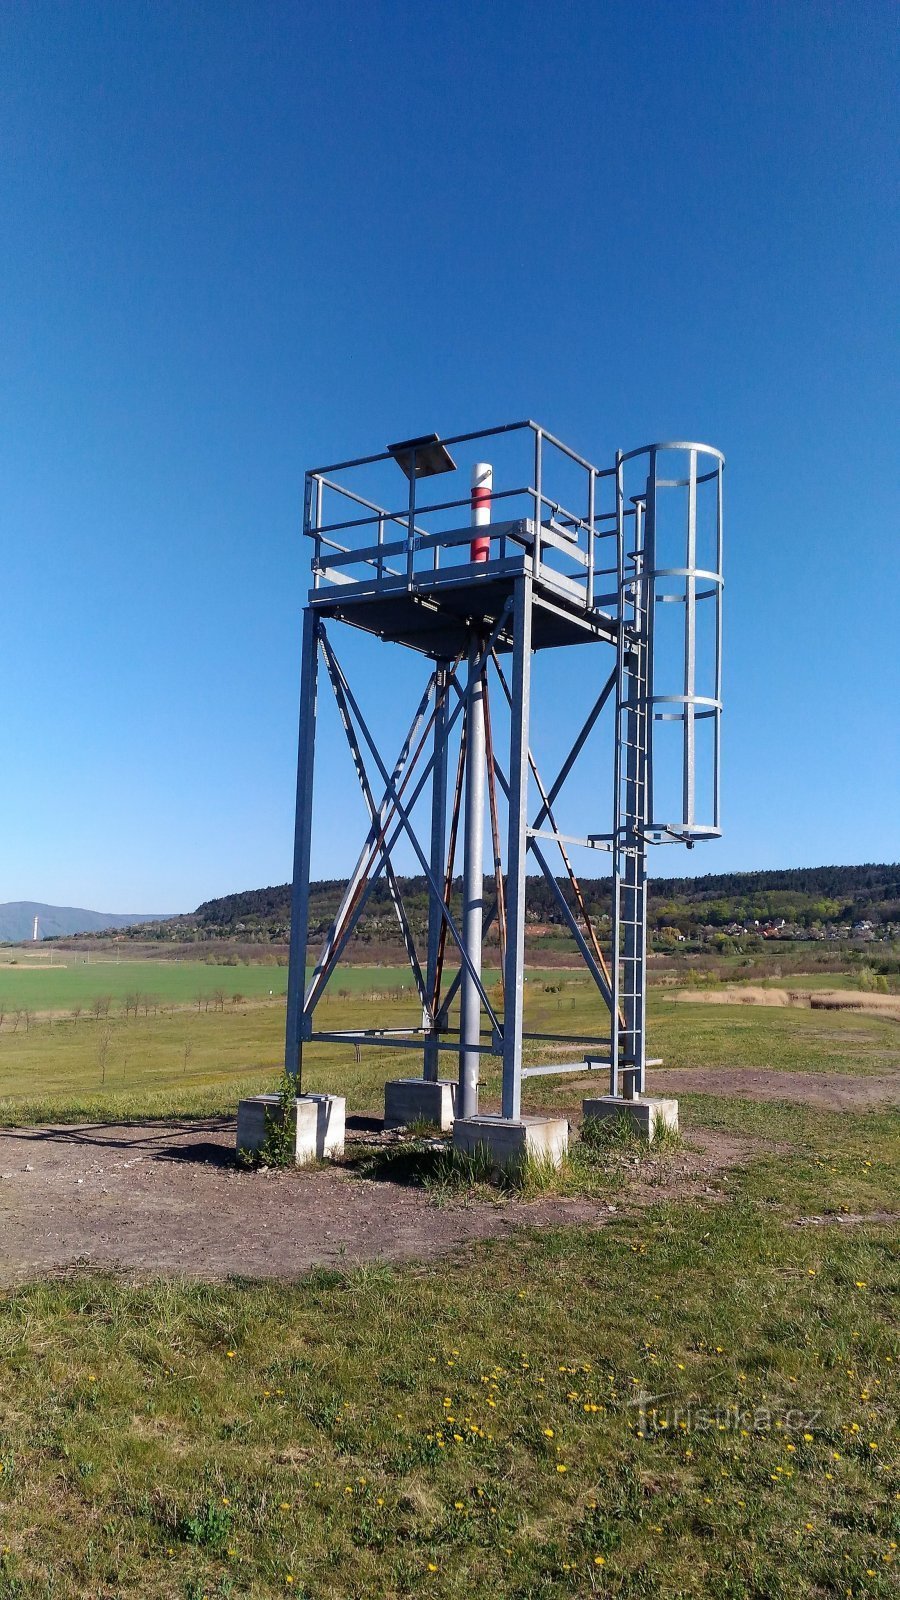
[308, 552, 617, 658]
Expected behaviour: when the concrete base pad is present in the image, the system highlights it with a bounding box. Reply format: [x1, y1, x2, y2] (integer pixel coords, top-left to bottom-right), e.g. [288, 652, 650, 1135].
[237, 1093, 346, 1165]
[452, 1113, 569, 1170]
[384, 1078, 457, 1131]
[582, 1095, 678, 1140]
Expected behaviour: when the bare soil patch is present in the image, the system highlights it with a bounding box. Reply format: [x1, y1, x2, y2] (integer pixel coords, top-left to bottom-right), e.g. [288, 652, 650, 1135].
[669, 985, 900, 1021]
[653, 1064, 899, 1109]
[0, 1117, 749, 1285]
[793, 1211, 898, 1228]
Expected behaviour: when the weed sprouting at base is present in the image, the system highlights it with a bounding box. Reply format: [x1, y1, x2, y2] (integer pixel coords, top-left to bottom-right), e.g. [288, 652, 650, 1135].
[236, 1073, 298, 1169]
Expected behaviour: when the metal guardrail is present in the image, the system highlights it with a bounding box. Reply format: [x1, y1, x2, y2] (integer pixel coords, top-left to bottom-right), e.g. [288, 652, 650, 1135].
[303, 420, 626, 612]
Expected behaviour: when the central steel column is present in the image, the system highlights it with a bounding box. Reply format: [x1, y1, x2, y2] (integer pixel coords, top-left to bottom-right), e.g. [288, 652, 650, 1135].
[458, 633, 486, 1118]
[457, 463, 491, 1119]
[501, 573, 533, 1119]
[423, 660, 450, 1081]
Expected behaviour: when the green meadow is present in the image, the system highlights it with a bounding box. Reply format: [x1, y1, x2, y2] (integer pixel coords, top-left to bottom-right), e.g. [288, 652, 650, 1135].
[0, 1100, 896, 1598]
[0, 961, 896, 1126]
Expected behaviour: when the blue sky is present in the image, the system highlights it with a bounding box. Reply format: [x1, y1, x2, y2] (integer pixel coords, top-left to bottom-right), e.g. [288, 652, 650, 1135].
[1, 0, 897, 912]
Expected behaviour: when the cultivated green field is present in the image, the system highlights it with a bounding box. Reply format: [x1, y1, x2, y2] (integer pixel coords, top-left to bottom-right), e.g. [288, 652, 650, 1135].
[0, 957, 427, 1014]
[0, 956, 523, 1018]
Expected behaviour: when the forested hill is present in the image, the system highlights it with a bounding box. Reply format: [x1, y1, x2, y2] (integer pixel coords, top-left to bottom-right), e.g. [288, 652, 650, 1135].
[168, 862, 900, 943]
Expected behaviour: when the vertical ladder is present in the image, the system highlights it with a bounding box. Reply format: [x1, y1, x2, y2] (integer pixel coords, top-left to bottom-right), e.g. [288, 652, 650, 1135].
[611, 467, 652, 1096]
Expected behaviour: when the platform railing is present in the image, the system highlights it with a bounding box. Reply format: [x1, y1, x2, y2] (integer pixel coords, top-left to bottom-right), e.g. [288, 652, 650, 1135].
[303, 420, 620, 613]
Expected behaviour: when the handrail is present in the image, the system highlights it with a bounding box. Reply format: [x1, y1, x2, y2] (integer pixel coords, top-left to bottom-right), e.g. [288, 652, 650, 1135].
[303, 423, 717, 617]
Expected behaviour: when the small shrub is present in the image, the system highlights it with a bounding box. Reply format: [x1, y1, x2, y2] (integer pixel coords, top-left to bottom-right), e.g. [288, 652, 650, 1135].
[237, 1074, 297, 1170]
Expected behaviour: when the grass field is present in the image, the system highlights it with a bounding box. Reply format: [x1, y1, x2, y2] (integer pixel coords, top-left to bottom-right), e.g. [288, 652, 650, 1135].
[0, 968, 896, 1596]
[0, 1097, 896, 1598]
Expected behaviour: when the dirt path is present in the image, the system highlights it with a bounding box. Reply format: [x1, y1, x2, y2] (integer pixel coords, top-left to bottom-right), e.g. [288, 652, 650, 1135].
[0, 1117, 749, 1285]
[653, 1066, 900, 1109]
[2, 1060, 893, 1284]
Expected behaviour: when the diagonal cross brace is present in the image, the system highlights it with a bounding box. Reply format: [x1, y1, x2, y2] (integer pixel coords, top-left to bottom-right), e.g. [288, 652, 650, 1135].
[432, 701, 467, 1016]
[485, 723, 616, 1015]
[304, 663, 438, 1013]
[323, 637, 505, 1037]
[319, 634, 430, 1013]
[508, 656, 618, 835]
[490, 652, 619, 1015]
[306, 609, 511, 1021]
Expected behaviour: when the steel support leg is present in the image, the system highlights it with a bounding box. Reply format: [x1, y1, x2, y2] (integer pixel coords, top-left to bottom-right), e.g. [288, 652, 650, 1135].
[424, 660, 450, 1080]
[622, 671, 648, 1090]
[285, 608, 319, 1083]
[458, 633, 486, 1119]
[501, 575, 533, 1119]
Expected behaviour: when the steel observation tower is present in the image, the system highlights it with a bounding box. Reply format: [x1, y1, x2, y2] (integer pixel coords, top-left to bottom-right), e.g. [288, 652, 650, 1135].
[283, 421, 724, 1160]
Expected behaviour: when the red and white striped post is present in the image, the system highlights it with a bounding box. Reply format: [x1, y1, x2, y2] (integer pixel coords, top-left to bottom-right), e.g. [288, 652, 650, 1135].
[470, 462, 492, 562]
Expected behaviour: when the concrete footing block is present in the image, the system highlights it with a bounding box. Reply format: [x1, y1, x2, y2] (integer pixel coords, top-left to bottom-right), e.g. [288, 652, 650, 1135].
[581, 1095, 678, 1140]
[452, 1113, 569, 1170]
[384, 1078, 457, 1131]
[236, 1093, 346, 1165]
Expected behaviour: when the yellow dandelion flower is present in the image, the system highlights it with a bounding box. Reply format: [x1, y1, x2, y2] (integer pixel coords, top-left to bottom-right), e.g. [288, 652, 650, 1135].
[557, 1464, 567, 1473]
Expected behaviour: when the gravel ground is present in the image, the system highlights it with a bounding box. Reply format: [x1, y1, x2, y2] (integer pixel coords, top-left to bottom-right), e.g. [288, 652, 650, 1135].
[0, 1115, 753, 1284]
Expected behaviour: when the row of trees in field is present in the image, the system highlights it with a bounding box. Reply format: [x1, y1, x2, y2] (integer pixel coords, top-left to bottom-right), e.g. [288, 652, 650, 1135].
[0, 989, 258, 1033]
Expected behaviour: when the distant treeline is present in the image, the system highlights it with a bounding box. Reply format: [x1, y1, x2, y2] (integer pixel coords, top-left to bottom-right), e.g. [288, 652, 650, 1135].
[82, 862, 900, 947]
